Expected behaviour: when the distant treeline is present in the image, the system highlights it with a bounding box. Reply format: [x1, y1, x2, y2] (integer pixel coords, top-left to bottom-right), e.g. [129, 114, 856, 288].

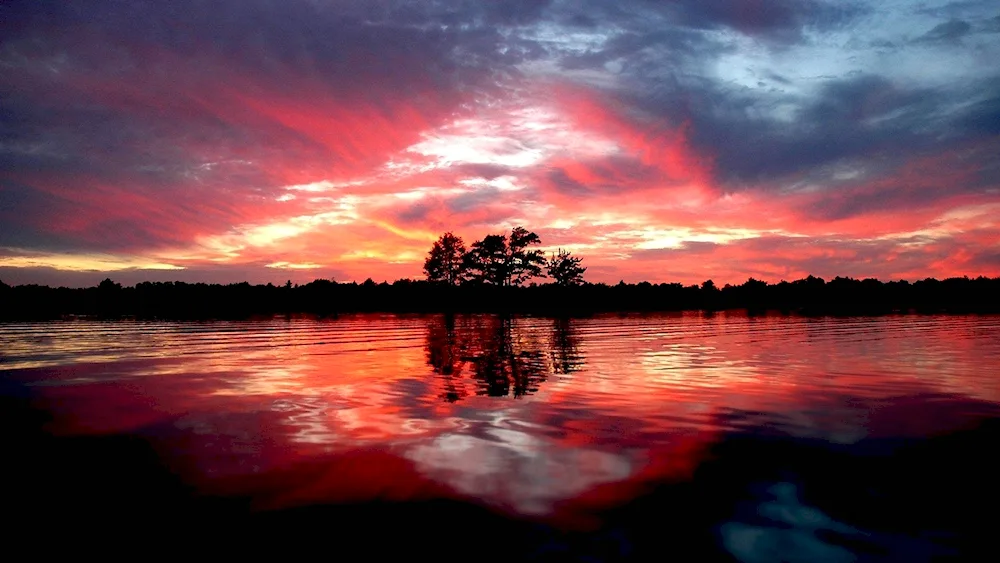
[1, 275, 998, 320]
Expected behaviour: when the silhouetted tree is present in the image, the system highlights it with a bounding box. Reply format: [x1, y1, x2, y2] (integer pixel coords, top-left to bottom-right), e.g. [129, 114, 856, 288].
[98, 278, 122, 291]
[464, 234, 509, 285]
[95, 278, 124, 318]
[464, 227, 546, 286]
[507, 226, 546, 286]
[0, 279, 10, 312]
[423, 232, 467, 285]
[547, 249, 586, 286]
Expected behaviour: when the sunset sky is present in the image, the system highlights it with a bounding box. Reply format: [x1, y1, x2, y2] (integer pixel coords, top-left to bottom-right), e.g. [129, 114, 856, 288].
[2, 0, 999, 286]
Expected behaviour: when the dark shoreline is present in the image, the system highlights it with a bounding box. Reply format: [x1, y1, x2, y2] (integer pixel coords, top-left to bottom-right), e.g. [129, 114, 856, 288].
[2, 275, 999, 321]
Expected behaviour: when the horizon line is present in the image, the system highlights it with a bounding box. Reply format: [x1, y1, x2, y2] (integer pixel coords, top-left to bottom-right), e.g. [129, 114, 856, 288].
[4, 273, 1000, 291]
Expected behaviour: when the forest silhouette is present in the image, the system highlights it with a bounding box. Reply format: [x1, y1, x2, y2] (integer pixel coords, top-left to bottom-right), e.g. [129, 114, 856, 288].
[3, 274, 999, 320]
[2, 228, 999, 319]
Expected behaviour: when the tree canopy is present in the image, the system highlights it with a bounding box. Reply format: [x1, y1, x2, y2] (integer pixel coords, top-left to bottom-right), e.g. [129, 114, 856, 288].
[429, 226, 581, 287]
[463, 234, 508, 285]
[547, 249, 587, 287]
[507, 227, 546, 286]
[424, 232, 467, 285]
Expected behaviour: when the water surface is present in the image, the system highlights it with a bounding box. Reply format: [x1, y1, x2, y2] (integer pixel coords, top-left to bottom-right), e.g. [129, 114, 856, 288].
[3, 313, 998, 560]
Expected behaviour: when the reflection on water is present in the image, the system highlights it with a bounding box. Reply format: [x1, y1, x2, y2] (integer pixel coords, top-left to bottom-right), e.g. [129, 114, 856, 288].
[2, 313, 1000, 559]
[426, 315, 579, 400]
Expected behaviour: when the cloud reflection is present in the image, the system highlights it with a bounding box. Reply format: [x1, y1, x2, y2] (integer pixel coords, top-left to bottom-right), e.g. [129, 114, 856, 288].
[2, 313, 999, 520]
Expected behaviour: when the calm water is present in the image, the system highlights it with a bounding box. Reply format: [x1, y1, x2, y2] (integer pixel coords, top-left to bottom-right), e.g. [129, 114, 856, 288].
[3, 313, 999, 560]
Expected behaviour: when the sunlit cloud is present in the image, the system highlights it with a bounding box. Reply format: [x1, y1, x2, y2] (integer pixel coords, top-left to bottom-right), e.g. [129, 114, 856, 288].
[0, 251, 184, 272]
[266, 262, 323, 270]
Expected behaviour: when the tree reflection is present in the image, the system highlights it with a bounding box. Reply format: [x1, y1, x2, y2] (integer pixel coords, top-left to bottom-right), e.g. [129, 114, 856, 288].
[551, 318, 584, 375]
[469, 317, 548, 397]
[425, 315, 584, 400]
[425, 314, 469, 402]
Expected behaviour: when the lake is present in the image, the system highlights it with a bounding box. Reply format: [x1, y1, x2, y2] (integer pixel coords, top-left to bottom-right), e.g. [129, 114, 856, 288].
[2, 313, 999, 561]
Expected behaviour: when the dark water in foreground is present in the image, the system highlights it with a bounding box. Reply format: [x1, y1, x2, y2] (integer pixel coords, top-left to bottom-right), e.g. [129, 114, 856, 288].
[2, 313, 998, 560]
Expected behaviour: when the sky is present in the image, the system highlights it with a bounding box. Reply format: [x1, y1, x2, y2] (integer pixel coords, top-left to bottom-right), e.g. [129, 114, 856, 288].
[2, 0, 999, 287]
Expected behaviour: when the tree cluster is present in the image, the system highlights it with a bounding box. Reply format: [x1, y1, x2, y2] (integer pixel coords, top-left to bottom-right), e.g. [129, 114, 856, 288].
[423, 228, 586, 287]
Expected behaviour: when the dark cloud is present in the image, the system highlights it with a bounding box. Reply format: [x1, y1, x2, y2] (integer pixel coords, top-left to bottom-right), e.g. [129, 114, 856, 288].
[915, 1, 993, 19]
[970, 249, 1000, 268]
[557, 25, 725, 73]
[958, 89, 1000, 135]
[802, 183, 942, 222]
[393, 202, 434, 225]
[447, 188, 507, 214]
[553, 0, 867, 45]
[659, 0, 866, 40]
[607, 66, 1000, 196]
[550, 0, 867, 79]
[0, 180, 77, 251]
[795, 137, 1000, 222]
[452, 164, 518, 180]
[553, 1, 867, 76]
[483, 0, 555, 25]
[801, 75, 930, 123]
[546, 168, 593, 197]
[914, 19, 972, 43]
